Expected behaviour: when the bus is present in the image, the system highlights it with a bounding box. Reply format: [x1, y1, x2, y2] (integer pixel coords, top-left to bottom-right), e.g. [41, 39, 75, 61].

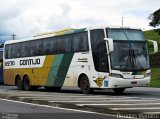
[3, 26, 152, 94]
[0, 47, 3, 84]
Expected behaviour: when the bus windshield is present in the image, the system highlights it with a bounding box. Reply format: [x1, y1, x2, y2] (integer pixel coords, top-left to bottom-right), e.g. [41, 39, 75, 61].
[107, 28, 150, 71]
[110, 42, 150, 71]
[108, 29, 144, 41]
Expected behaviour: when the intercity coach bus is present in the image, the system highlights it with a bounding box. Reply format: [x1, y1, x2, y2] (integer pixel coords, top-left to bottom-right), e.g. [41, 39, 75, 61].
[3, 26, 152, 94]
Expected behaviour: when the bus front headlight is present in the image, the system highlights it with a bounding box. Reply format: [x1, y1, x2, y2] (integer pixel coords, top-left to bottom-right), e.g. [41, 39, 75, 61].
[145, 72, 151, 77]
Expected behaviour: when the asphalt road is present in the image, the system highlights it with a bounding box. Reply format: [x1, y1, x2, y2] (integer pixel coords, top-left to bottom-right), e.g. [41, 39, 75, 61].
[0, 85, 160, 119]
[0, 99, 116, 119]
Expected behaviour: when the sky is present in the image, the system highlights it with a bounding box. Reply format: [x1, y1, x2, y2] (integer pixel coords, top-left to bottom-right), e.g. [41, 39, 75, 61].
[0, 0, 160, 42]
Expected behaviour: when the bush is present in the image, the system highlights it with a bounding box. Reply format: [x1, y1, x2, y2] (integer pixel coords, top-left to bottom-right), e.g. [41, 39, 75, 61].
[149, 52, 160, 67]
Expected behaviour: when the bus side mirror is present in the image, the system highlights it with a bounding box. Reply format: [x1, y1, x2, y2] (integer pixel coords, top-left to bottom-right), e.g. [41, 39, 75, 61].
[147, 39, 158, 54]
[104, 38, 114, 53]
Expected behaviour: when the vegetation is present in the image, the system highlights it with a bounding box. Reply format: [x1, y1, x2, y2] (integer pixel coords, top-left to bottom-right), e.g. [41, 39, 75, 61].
[148, 8, 160, 28]
[150, 67, 160, 87]
[144, 29, 160, 87]
[148, 8, 160, 35]
[144, 29, 160, 52]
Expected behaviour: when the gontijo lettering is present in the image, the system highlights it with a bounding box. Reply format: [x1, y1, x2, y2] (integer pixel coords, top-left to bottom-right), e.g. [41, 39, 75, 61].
[20, 58, 40, 66]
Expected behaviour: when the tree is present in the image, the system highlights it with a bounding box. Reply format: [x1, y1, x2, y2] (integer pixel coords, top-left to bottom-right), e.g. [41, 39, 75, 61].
[148, 8, 160, 27]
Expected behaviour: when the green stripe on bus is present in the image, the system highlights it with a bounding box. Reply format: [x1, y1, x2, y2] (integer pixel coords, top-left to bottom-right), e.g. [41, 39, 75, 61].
[53, 53, 74, 87]
[46, 55, 63, 86]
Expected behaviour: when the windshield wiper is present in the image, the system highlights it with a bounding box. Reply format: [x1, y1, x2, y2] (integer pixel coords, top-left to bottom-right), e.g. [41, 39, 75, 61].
[132, 49, 136, 63]
[129, 48, 136, 70]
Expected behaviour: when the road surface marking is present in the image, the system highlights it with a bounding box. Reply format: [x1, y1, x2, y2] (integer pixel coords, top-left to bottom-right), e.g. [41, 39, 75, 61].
[48, 99, 160, 103]
[76, 103, 160, 106]
[18, 97, 115, 99]
[143, 112, 160, 114]
[18, 96, 138, 100]
[111, 107, 160, 110]
[49, 101, 104, 102]
[18, 95, 104, 98]
[0, 98, 115, 117]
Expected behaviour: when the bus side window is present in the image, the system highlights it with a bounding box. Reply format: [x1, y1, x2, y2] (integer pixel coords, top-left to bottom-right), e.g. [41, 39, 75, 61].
[72, 32, 89, 52]
[21, 42, 30, 57]
[30, 40, 42, 56]
[65, 36, 72, 53]
[43, 38, 50, 54]
[43, 38, 55, 55]
[39, 41, 43, 55]
[56, 37, 66, 54]
[5, 45, 9, 59]
[80, 32, 89, 51]
[30, 41, 36, 56]
[51, 38, 56, 54]
[72, 34, 81, 52]
[8, 45, 12, 59]
[12, 43, 21, 58]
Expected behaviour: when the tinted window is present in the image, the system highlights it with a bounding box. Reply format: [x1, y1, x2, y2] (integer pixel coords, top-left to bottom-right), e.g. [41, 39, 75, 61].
[107, 29, 145, 41]
[90, 29, 109, 72]
[72, 32, 89, 52]
[8, 45, 12, 59]
[43, 37, 56, 55]
[5, 45, 9, 59]
[21, 42, 30, 57]
[12, 43, 21, 58]
[64, 36, 72, 53]
[56, 37, 66, 54]
[30, 40, 43, 56]
[5, 45, 12, 59]
[91, 29, 105, 51]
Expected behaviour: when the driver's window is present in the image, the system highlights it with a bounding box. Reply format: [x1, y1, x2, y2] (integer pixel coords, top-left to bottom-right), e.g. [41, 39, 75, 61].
[90, 29, 109, 72]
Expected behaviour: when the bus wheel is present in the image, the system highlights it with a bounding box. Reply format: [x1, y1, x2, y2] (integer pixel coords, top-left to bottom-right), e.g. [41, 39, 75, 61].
[113, 88, 125, 94]
[80, 75, 93, 94]
[16, 76, 23, 90]
[23, 76, 31, 91]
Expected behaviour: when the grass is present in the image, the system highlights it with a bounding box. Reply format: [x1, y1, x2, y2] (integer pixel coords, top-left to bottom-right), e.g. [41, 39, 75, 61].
[150, 67, 160, 87]
[144, 29, 160, 44]
[143, 30, 160, 87]
[144, 29, 160, 52]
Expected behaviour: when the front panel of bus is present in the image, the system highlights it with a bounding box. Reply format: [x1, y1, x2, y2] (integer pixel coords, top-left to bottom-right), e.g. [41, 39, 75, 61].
[90, 28, 150, 89]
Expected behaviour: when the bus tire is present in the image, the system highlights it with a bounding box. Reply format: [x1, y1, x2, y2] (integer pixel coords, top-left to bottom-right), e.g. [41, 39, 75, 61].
[113, 88, 125, 94]
[80, 75, 93, 94]
[16, 76, 23, 90]
[23, 75, 31, 91]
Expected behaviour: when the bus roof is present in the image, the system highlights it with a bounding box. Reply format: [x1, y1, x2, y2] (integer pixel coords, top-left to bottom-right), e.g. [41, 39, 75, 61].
[4, 25, 141, 45]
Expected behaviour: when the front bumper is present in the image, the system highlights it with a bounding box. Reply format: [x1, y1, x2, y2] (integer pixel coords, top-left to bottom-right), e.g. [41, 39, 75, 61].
[90, 76, 150, 89]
